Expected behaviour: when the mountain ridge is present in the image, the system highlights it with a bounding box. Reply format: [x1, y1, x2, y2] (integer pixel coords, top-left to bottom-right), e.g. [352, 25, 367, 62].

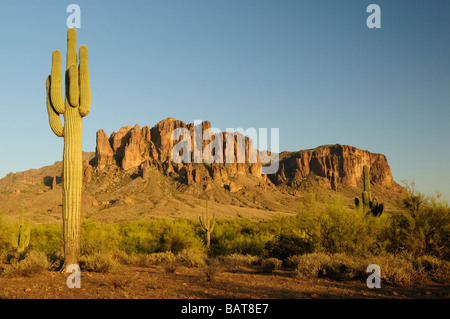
[0, 118, 405, 224]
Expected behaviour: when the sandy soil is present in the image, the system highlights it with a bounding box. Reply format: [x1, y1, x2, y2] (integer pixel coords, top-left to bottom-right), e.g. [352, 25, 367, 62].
[0, 265, 448, 299]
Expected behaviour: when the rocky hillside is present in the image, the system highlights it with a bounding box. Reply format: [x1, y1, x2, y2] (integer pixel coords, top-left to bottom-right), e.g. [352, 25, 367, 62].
[91, 118, 401, 191]
[0, 118, 405, 224]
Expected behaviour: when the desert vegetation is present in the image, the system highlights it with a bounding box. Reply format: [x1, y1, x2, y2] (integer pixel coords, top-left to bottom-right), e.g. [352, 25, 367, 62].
[0, 184, 448, 292]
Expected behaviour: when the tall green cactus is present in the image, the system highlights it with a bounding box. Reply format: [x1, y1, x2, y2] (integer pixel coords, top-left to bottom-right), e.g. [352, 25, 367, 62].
[17, 205, 31, 253]
[46, 28, 91, 267]
[199, 200, 216, 251]
[355, 165, 384, 217]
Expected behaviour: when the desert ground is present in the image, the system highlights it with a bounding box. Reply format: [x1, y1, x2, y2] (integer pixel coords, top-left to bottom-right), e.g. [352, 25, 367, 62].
[0, 263, 447, 300]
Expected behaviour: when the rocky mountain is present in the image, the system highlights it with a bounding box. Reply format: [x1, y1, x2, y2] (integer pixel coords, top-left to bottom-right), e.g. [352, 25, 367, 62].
[0, 118, 405, 224]
[91, 118, 400, 192]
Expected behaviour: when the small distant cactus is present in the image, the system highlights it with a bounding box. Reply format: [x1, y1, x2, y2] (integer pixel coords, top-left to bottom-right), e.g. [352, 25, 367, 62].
[199, 200, 216, 251]
[16, 205, 31, 253]
[355, 165, 384, 217]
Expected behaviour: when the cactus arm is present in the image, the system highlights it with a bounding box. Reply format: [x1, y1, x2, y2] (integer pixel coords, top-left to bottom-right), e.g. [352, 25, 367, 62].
[199, 215, 206, 230]
[23, 220, 31, 248]
[210, 213, 216, 232]
[46, 76, 64, 137]
[19, 205, 24, 225]
[78, 45, 91, 117]
[68, 64, 79, 107]
[50, 50, 66, 114]
[66, 28, 77, 69]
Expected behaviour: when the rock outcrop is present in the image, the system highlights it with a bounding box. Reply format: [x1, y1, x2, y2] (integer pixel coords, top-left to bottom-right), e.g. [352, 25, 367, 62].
[275, 144, 396, 190]
[95, 129, 114, 170]
[93, 118, 398, 191]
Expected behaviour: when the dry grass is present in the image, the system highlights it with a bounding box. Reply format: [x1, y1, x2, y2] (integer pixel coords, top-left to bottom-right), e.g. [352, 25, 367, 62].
[261, 258, 282, 273]
[1, 250, 49, 277]
[0, 263, 447, 299]
[220, 253, 260, 271]
[79, 252, 117, 273]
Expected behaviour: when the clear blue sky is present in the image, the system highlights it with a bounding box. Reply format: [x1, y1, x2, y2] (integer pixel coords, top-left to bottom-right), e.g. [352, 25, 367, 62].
[0, 0, 449, 200]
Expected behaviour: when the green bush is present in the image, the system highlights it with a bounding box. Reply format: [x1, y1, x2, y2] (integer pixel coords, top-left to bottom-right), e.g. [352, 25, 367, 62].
[29, 223, 63, 253]
[210, 219, 271, 256]
[0, 214, 14, 253]
[81, 220, 119, 255]
[264, 234, 313, 263]
[118, 219, 203, 255]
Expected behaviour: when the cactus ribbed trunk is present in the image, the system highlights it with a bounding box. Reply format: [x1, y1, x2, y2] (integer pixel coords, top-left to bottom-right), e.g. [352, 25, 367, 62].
[363, 165, 371, 202]
[46, 28, 91, 269]
[62, 106, 83, 266]
[199, 200, 216, 251]
[354, 165, 384, 217]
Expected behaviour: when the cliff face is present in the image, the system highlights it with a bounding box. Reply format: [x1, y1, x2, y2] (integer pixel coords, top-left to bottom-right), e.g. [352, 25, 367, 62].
[94, 118, 398, 191]
[276, 145, 396, 191]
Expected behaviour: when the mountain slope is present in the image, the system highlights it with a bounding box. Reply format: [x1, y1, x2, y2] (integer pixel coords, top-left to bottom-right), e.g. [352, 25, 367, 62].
[0, 118, 406, 224]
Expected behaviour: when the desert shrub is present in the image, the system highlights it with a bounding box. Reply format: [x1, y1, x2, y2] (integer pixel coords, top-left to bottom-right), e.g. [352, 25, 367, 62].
[47, 251, 64, 271]
[220, 253, 259, 270]
[147, 251, 178, 265]
[79, 252, 117, 273]
[29, 223, 62, 253]
[157, 219, 204, 253]
[81, 220, 119, 255]
[286, 255, 302, 268]
[118, 219, 203, 255]
[296, 253, 332, 279]
[111, 250, 133, 265]
[373, 255, 418, 287]
[1, 250, 49, 277]
[295, 253, 367, 281]
[163, 252, 180, 273]
[414, 255, 450, 283]
[381, 205, 450, 259]
[301, 202, 387, 256]
[264, 234, 313, 263]
[0, 214, 14, 253]
[261, 258, 282, 273]
[381, 182, 450, 259]
[320, 253, 366, 281]
[210, 219, 272, 256]
[177, 248, 206, 268]
[204, 258, 222, 282]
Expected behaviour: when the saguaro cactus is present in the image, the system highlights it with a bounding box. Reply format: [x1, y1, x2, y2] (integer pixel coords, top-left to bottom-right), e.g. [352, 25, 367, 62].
[355, 165, 384, 217]
[17, 205, 31, 253]
[46, 28, 91, 267]
[199, 200, 216, 251]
